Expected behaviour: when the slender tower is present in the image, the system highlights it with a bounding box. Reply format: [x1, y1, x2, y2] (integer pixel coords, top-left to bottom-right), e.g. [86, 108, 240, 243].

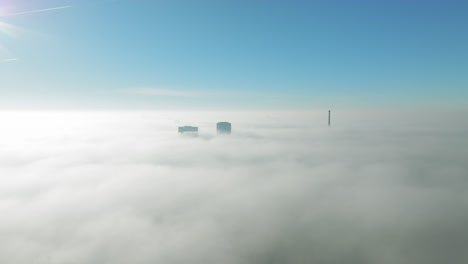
[328, 110, 331, 126]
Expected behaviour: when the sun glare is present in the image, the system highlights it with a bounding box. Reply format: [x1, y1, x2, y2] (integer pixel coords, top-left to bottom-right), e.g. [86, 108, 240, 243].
[0, 4, 71, 61]
[0, 21, 20, 37]
[0, 7, 7, 17]
[0, 11, 16, 59]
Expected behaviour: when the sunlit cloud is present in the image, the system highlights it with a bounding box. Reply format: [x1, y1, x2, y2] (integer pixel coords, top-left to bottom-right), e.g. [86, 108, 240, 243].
[125, 88, 266, 98]
[127, 88, 206, 97]
[0, 21, 24, 38]
[0, 58, 17, 62]
[0, 22, 30, 59]
[0, 111, 467, 263]
[0, 6, 72, 17]
[0, 5, 70, 61]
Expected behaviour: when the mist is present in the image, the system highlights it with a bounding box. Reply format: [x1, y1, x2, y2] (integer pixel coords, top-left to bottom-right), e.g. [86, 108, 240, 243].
[0, 110, 467, 264]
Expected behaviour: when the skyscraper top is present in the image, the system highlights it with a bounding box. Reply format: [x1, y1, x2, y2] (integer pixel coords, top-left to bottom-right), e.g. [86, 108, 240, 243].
[217, 122, 232, 134]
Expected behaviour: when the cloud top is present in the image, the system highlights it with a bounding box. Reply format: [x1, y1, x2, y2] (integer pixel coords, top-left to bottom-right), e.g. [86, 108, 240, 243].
[0, 111, 467, 263]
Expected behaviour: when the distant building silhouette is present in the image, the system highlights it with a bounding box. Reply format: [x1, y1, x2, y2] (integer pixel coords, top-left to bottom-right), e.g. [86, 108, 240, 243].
[178, 126, 198, 134]
[217, 122, 231, 134]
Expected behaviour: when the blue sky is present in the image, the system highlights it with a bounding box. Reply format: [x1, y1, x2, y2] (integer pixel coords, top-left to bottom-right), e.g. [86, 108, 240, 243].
[0, 0, 467, 110]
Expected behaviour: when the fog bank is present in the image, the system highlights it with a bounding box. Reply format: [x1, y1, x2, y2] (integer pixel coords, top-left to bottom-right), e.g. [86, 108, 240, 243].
[0, 111, 467, 264]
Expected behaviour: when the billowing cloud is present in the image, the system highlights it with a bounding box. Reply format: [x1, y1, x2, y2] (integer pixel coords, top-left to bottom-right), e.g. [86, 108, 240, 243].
[0, 111, 467, 263]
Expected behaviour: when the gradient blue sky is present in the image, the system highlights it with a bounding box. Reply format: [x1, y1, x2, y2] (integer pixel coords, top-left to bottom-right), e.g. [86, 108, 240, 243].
[0, 0, 467, 110]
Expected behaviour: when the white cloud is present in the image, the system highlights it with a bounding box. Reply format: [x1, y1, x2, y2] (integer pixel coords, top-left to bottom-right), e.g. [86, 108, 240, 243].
[126, 88, 204, 97]
[1, 6, 72, 17]
[125, 88, 272, 99]
[0, 58, 17, 62]
[0, 110, 467, 263]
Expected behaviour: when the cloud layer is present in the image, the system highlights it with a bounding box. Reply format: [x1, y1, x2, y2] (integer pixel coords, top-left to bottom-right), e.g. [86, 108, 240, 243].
[0, 111, 467, 264]
[126, 88, 203, 97]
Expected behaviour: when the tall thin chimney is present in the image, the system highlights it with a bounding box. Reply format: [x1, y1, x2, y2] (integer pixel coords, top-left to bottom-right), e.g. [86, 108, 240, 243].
[328, 110, 331, 126]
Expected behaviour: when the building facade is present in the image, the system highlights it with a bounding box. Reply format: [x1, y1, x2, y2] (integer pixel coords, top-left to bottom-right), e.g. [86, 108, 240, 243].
[216, 122, 232, 134]
[178, 126, 198, 133]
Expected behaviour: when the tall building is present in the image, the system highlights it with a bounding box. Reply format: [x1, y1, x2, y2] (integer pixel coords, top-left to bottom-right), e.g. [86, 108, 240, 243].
[217, 122, 232, 134]
[178, 126, 198, 133]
